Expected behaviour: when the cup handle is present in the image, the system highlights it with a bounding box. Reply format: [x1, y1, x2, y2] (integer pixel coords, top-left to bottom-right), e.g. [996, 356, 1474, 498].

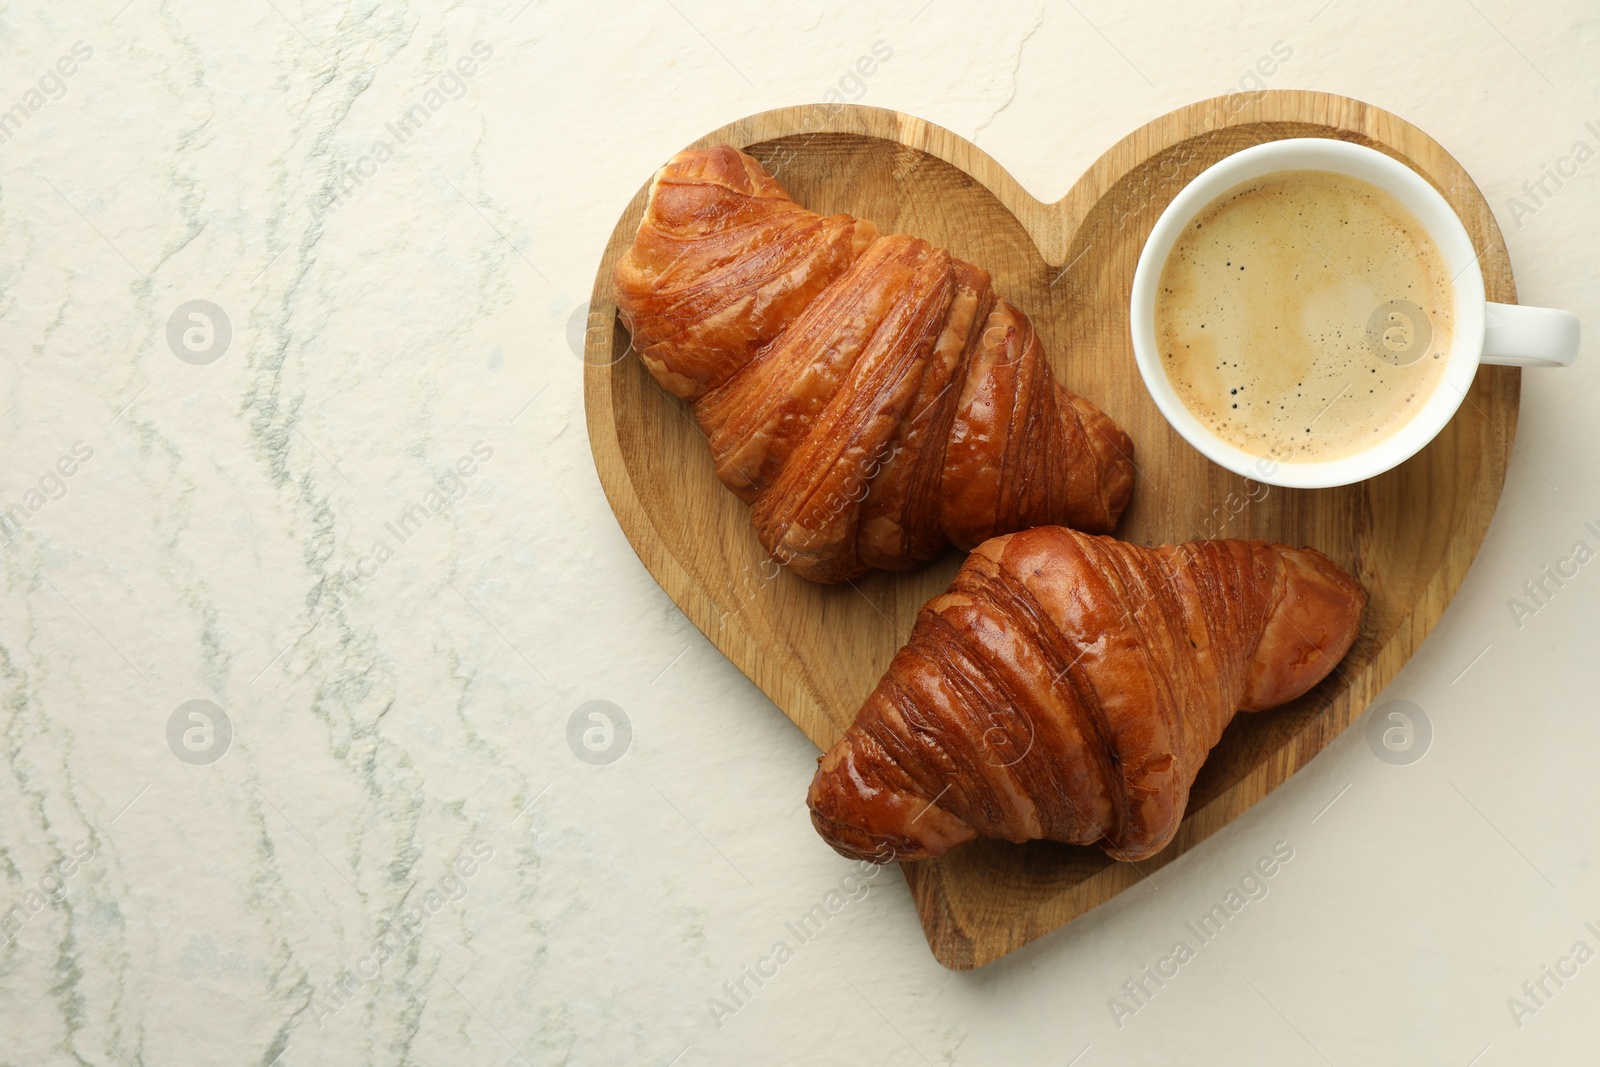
[1481, 302, 1580, 367]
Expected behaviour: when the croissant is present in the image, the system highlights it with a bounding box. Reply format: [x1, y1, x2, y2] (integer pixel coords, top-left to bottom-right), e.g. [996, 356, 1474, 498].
[807, 526, 1365, 863]
[613, 145, 1135, 582]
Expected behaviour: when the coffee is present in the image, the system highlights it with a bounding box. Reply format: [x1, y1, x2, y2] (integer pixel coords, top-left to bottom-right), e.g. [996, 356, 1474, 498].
[1154, 169, 1453, 463]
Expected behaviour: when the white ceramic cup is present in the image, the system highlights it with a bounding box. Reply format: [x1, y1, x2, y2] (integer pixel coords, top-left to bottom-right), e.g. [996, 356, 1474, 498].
[1129, 138, 1580, 489]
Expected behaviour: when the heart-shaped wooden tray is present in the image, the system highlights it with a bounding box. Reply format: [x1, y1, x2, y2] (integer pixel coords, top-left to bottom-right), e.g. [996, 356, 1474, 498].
[582, 92, 1517, 969]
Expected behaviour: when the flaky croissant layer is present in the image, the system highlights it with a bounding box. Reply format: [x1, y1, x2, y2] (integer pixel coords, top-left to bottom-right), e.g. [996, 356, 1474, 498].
[613, 145, 1135, 583]
[807, 527, 1366, 863]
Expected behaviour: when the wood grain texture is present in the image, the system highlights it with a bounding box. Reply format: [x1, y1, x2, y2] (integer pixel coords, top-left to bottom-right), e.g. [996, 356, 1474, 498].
[582, 92, 1519, 969]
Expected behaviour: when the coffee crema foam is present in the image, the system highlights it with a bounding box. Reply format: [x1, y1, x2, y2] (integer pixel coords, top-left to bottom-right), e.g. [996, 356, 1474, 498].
[1154, 169, 1453, 463]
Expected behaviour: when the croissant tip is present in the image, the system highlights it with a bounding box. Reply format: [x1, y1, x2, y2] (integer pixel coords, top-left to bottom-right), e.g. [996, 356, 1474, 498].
[806, 734, 978, 863]
[1237, 544, 1366, 711]
[806, 809, 919, 865]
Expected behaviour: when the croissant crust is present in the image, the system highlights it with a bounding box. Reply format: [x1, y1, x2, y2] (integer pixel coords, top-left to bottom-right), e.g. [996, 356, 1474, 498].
[614, 145, 1135, 582]
[806, 527, 1366, 863]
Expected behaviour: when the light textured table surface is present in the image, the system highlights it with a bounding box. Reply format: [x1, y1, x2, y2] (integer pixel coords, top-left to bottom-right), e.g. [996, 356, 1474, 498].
[2, 1, 1597, 1064]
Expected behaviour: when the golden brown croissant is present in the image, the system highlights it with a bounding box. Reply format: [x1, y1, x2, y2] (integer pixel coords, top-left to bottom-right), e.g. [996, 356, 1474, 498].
[613, 145, 1135, 582]
[807, 527, 1365, 863]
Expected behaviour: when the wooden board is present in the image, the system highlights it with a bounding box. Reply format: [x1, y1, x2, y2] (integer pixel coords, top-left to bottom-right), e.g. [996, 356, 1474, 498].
[582, 92, 1518, 969]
